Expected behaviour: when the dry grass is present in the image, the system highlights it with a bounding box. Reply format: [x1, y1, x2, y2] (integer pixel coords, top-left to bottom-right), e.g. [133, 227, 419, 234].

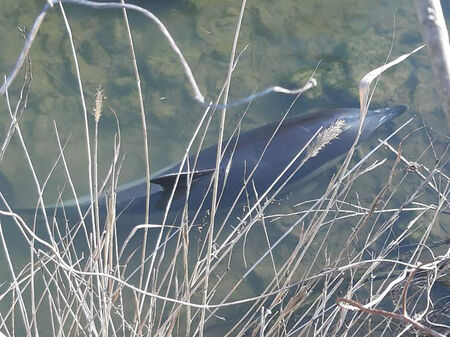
[0, 1, 448, 337]
[306, 119, 347, 159]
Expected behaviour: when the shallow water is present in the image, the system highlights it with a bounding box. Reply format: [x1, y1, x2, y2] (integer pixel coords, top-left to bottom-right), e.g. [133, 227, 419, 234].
[0, 0, 449, 336]
[0, 0, 447, 207]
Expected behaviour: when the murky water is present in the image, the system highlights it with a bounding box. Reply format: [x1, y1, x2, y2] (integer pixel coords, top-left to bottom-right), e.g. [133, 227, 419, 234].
[0, 0, 448, 335]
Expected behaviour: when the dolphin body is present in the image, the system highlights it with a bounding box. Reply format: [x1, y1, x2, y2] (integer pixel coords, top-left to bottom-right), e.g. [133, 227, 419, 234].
[26, 105, 407, 227]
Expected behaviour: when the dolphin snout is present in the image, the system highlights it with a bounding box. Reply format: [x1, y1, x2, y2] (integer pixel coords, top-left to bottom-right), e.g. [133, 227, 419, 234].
[388, 105, 408, 117]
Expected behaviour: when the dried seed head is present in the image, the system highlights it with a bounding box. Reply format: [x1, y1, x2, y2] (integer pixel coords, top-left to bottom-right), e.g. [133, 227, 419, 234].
[93, 85, 104, 122]
[306, 119, 347, 159]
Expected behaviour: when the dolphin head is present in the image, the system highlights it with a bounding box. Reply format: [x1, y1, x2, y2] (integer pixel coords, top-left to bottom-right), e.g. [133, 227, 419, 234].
[368, 105, 408, 129]
[337, 105, 407, 143]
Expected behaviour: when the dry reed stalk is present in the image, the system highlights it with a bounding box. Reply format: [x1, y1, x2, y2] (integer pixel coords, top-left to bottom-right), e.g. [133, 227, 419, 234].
[117, 2, 153, 332]
[200, 1, 248, 336]
[93, 85, 104, 270]
[59, 2, 96, 246]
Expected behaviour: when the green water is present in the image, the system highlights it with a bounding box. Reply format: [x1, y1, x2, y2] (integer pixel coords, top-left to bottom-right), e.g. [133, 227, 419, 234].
[0, 0, 448, 336]
[0, 0, 446, 207]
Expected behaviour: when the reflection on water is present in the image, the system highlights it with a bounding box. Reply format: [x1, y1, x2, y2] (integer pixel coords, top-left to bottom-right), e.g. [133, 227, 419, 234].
[0, 0, 449, 336]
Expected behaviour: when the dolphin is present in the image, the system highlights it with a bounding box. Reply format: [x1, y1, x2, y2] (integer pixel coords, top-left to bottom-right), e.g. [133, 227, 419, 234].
[21, 105, 407, 227]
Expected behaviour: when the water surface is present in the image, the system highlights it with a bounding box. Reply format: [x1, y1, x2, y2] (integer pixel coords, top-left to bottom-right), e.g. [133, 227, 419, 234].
[0, 0, 448, 335]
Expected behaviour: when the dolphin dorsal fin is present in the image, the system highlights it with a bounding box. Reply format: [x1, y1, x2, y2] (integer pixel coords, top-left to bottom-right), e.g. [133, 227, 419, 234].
[150, 169, 215, 191]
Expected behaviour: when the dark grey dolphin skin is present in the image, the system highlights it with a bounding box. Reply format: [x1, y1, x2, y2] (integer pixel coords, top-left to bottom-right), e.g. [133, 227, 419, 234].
[24, 105, 407, 226]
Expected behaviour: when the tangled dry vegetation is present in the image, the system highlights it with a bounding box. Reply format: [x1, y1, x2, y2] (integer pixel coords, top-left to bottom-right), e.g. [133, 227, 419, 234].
[0, 1, 448, 337]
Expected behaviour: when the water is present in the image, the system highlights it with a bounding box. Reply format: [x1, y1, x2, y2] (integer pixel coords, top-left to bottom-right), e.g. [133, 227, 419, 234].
[0, 0, 447, 205]
[0, 0, 448, 336]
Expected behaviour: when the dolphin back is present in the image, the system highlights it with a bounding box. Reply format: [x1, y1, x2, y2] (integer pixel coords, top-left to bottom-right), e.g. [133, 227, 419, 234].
[142, 105, 406, 222]
[14, 105, 406, 227]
